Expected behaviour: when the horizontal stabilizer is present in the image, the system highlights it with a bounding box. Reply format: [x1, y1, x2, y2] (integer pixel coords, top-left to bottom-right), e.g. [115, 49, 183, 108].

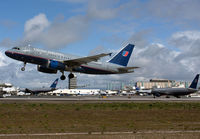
[118, 66, 139, 72]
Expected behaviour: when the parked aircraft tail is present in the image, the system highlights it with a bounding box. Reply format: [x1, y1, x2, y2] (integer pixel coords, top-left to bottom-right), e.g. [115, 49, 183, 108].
[108, 44, 134, 66]
[50, 78, 59, 89]
[189, 74, 199, 89]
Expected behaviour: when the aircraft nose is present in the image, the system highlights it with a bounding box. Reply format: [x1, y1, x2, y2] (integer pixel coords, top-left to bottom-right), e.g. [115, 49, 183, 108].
[5, 50, 11, 57]
[5, 50, 8, 56]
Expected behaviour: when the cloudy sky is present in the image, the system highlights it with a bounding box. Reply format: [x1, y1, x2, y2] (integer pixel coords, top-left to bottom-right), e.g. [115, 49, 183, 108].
[0, 0, 200, 89]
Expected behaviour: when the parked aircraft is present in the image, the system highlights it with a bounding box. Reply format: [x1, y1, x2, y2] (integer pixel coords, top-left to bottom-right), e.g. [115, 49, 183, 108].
[23, 78, 59, 95]
[151, 74, 199, 98]
[5, 44, 139, 80]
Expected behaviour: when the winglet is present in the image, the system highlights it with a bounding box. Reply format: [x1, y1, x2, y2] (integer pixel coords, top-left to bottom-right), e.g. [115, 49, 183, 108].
[189, 74, 199, 89]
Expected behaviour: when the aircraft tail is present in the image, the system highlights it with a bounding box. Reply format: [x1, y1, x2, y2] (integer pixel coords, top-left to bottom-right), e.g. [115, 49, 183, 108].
[50, 78, 59, 89]
[189, 74, 199, 89]
[108, 44, 134, 66]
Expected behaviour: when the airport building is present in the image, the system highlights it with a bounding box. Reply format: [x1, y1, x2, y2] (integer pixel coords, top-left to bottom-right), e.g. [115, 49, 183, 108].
[49, 89, 100, 96]
[0, 83, 18, 97]
[136, 79, 191, 89]
[68, 75, 77, 89]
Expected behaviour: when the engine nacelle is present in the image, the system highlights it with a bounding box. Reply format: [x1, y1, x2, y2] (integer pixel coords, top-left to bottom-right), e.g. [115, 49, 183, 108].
[48, 60, 66, 70]
[37, 65, 57, 74]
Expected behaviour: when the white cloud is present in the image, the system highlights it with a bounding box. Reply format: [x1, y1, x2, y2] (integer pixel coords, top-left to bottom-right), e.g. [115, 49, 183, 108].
[170, 31, 200, 56]
[121, 31, 200, 82]
[22, 0, 119, 49]
[146, 0, 200, 21]
[40, 15, 89, 49]
[172, 31, 200, 41]
[23, 13, 90, 49]
[87, 0, 117, 20]
[24, 13, 50, 42]
[22, 0, 120, 49]
[168, 30, 200, 75]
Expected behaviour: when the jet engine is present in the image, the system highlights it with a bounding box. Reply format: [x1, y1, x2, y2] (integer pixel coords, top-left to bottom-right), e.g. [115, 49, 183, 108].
[37, 65, 57, 74]
[47, 60, 66, 70]
[37, 60, 66, 74]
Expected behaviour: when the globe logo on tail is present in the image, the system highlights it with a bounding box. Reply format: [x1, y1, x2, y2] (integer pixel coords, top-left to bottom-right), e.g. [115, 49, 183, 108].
[122, 51, 129, 57]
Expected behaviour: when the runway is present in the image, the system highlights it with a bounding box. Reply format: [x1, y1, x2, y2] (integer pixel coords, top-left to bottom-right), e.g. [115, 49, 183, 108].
[1, 130, 200, 137]
[1, 95, 200, 102]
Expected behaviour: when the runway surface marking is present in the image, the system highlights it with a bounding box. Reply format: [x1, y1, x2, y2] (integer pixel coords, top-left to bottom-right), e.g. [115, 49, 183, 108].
[1, 131, 200, 137]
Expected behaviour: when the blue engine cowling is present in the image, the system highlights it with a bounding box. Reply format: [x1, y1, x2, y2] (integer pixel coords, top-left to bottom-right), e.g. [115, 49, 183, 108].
[37, 65, 57, 74]
[48, 60, 66, 70]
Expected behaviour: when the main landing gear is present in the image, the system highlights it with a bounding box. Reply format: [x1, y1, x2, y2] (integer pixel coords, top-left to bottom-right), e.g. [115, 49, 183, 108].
[21, 62, 26, 71]
[60, 75, 66, 80]
[60, 72, 75, 80]
[60, 71, 66, 80]
[68, 73, 74, 79]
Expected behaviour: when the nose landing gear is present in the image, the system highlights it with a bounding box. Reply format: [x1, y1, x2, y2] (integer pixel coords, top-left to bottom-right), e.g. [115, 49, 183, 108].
[21, 62, 26, 71]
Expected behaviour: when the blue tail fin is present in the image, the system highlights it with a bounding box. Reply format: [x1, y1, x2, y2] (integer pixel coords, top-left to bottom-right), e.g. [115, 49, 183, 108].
[50, 78, 59, 89]
[189, 74, 199, 89]
[108, 44, 134, 66]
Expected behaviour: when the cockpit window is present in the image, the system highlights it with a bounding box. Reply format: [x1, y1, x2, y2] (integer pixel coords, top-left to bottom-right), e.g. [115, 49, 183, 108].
[12, 47, 20, 50]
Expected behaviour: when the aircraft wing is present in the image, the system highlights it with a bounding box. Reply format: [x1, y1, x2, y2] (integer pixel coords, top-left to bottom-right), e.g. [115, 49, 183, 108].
[63, 53, 112, 67]
[118, 66, 140, 72]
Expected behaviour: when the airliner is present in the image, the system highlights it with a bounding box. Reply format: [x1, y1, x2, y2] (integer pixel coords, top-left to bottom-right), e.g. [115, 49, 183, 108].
[5, 44, 139, 80]
[151, 74, 199, 98]
[23, 78, 59, 95]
